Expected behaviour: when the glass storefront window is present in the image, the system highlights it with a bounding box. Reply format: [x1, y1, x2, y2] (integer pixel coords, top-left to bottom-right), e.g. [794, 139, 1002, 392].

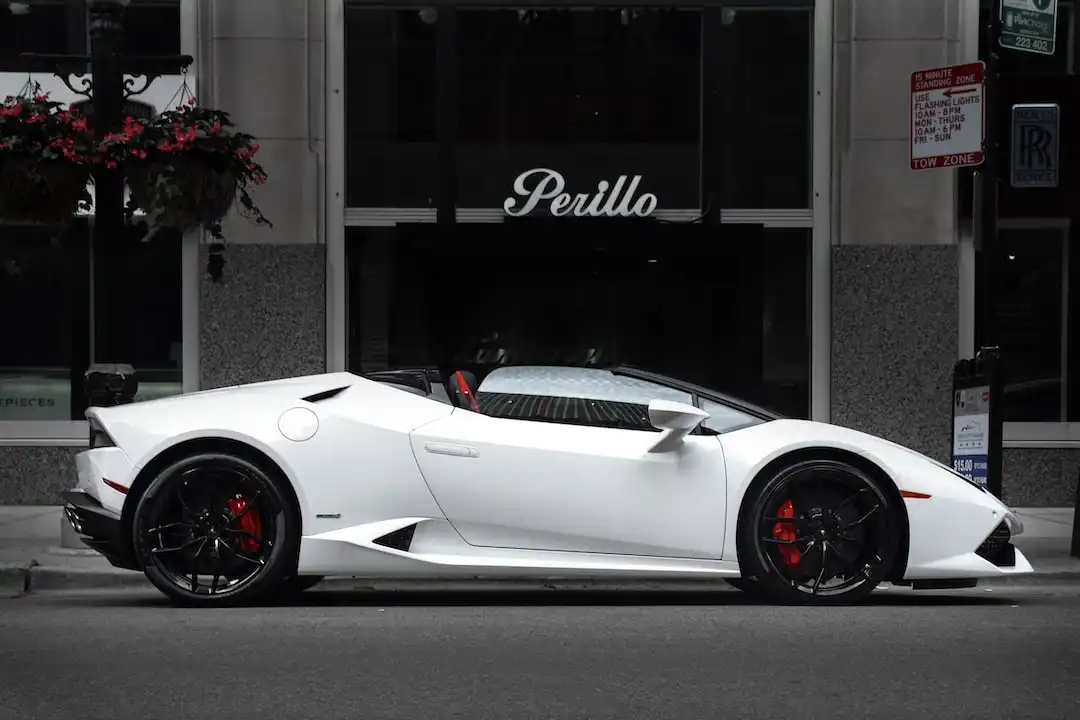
[0, 0, 182, 72]
[0, 1, 78, 72]
[455, 7, 702, 210]
[982, 224, 1080, 425]
[346, 224, 810, 417]
[343, 4, 813, 213]
[123, 1, 183, 59]
[716, 8, 812, 209]
[345, 7, 439, 208]
[94, 228, 184, 405]
[0, 226, 86, 421]
[989, 227, 1064, 422]
[0, 221, 182, 422]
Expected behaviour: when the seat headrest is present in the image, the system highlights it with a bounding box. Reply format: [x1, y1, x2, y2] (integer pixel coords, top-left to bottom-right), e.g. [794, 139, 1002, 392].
[450, 370, 481, 412]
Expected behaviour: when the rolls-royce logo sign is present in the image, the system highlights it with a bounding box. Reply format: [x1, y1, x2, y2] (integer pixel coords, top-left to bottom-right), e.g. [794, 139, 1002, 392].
[503, 168, 658, 218]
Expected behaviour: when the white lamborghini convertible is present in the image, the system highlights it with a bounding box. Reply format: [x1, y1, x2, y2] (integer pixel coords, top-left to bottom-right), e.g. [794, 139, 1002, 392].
[63, 364, 1033, 607]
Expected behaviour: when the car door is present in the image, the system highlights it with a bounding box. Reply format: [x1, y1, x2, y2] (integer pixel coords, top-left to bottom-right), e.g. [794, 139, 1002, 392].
[409, 369, 728, 560]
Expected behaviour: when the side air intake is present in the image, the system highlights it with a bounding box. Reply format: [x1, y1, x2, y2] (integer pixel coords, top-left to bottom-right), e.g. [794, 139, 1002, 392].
[975, 521, 1016, 567]
[302, 386, 350, 403]
[373, 524, 418, 552]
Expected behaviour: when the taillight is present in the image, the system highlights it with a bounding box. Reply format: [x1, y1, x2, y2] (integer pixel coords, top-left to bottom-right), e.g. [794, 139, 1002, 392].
[103, 478, 129, 495]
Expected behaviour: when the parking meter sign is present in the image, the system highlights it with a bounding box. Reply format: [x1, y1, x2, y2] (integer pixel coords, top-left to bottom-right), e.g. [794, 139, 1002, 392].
[1000, 0, 1058, 56]
[951, 351, 1005, 498]
[953, 386, 991, 489]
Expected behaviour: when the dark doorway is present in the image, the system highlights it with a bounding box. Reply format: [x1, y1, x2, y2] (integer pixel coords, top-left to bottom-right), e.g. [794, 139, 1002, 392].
[346, 221, 809, 415]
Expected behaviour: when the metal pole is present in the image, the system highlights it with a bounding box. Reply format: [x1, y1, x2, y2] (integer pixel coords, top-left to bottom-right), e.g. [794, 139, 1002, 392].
[975, 3, 1002, 348]
[1071, 467, 1080, 559]
[87, 0, 128, 363]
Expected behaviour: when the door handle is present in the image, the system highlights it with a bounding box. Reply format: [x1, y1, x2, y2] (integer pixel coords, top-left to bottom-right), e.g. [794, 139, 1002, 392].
[424, 442, 479, 458]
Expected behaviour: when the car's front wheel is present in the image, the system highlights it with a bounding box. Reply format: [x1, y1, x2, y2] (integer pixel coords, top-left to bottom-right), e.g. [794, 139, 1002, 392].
[737, 457, 900, 606]
[132, 451, 299, 607]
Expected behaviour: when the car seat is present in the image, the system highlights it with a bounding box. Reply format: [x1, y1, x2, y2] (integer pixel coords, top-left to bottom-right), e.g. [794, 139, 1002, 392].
[448, 369, 482, 412]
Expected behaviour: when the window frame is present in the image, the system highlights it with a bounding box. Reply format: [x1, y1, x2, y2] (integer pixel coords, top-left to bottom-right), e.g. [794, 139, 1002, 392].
[995, 216, 1075, 447]
[328, 0, 833, 421]
[0, 0, 199, 446]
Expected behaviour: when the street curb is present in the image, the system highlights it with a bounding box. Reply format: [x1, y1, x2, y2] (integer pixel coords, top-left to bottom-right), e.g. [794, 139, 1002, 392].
[5, 564, 1080, 595]
[26, 566, 156, 592]
[0, 562, 34, 599]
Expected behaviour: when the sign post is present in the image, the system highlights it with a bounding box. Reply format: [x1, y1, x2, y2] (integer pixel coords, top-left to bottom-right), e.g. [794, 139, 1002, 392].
[952, 348, 1004, 498]
[1010, 103, 1059, 188]
[910, 62, 986, 171]
[1000, 0, 1058, 55]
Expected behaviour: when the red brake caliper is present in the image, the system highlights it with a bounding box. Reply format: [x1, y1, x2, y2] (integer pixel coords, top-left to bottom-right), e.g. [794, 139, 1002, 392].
[226, 496, 262, 553]
[772, 499, 801, 567]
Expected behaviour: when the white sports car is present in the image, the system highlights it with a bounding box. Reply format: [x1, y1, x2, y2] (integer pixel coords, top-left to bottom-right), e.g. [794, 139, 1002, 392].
[63, 364, 1033, 607]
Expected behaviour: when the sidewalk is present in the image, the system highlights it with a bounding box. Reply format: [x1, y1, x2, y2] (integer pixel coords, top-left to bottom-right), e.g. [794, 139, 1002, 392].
[2, 505, 1078, 598]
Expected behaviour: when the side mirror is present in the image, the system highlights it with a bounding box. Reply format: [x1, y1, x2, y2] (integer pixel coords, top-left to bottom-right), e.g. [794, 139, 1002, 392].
[646, 399, 709, 453]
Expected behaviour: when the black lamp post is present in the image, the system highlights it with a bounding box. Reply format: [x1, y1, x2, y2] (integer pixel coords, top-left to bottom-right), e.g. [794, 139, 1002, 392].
[86, 0, 128, 253]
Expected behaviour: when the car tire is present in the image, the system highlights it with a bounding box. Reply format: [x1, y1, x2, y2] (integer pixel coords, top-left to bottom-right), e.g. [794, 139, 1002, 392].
[736, 457, 900, 607]
[132, 451, 299, 608]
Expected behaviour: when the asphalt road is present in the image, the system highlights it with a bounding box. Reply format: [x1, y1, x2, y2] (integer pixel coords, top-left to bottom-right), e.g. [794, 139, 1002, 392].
[3, 583, 1080, 720]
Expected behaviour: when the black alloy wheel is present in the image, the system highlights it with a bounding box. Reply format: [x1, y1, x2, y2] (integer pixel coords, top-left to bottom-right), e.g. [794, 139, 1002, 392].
[737, 458, 900, 606]
[132, 452, 299, 607]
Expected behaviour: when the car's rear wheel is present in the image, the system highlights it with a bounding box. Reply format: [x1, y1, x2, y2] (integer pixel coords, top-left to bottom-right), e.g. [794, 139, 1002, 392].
[132, 452, 299, 607]
[737, 458, 900, 606]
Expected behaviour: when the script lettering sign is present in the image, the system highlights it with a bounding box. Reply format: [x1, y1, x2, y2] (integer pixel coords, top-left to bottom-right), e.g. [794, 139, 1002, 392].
[503, 168, 659, 218]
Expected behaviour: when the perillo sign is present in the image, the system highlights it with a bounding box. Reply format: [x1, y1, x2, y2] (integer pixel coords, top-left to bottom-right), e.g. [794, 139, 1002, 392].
[503, 168, 658, 218]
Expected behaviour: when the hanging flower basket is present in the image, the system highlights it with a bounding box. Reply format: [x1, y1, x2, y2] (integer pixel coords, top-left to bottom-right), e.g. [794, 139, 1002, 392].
[125, 153, 239, 235]
[103, 98, 270, 240]
[0, 88, 94, 224]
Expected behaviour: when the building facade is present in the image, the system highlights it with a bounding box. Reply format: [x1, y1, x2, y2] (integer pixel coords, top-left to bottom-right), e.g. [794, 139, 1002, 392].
[0, 0, 1077, 506]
